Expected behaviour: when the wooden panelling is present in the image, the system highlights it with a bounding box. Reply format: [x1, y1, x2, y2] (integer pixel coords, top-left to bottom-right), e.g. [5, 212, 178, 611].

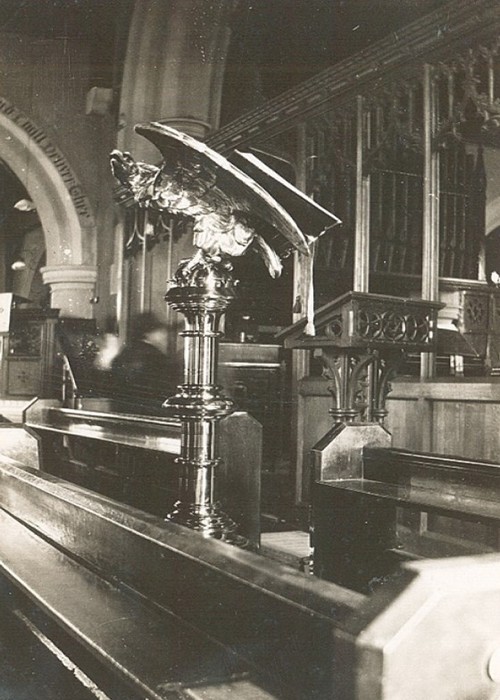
[298, 378, 500, 503]
[387, 380, 500, 459]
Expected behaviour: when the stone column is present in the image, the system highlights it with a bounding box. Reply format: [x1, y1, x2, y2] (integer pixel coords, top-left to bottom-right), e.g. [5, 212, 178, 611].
[41, 265, 97, 318]
[118, 0, 234, 159]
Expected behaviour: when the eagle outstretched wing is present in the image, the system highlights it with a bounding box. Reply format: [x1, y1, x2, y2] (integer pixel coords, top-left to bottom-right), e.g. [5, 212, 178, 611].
[111, 122, 340, 278]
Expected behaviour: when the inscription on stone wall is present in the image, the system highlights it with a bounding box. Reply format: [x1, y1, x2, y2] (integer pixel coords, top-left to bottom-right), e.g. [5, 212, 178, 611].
[0, 97, 93, 221]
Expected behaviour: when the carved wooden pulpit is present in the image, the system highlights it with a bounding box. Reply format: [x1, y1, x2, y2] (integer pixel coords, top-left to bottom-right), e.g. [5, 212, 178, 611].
[278, 291, 444, 484]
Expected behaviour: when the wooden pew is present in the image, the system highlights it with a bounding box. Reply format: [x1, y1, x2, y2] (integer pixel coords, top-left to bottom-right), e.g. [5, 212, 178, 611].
[24, 398, 262, 546]
[313, 445, 500, 593]
[0, 451, 358, 700]
[3, 448, 500, 698]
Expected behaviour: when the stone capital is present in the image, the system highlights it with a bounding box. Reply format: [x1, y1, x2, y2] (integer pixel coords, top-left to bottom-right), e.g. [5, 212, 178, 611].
[41, 264, 98, 318]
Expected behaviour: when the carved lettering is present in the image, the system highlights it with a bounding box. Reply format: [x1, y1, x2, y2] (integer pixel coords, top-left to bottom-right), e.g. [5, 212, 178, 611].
[0, 99, 93, 220]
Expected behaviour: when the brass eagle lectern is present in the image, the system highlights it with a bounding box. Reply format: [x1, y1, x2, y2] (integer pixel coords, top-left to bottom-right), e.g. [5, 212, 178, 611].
[111, 122, 339, 544]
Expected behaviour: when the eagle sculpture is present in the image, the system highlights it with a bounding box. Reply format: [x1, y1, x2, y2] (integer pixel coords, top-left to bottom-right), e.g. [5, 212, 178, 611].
[111, 122, 340, 279]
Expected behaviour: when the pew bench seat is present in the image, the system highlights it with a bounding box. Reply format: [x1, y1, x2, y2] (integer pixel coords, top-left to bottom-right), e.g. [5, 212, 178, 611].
[313, 447, 500, 593]
[316, 476, 500, 524]
[0, 451, 366, 700]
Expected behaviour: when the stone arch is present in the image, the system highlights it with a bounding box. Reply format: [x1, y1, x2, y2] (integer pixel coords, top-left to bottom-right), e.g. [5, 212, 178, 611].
[0, 96, 98, 316]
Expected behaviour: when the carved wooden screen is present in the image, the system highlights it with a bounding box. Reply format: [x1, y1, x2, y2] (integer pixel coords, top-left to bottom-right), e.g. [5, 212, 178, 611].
[364, 74, 487, 290]
[432, 42, 498, 282]
[306, 109, 356, 306]
[366, 82, 425, 287]
[208, 0, 500, 317]
[301, 65, 489, 304]
[438, 142, 484, 279]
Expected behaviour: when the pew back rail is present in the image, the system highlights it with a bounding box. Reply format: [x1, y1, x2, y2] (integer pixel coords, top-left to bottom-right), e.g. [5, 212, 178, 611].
[24, 398, 262, 545]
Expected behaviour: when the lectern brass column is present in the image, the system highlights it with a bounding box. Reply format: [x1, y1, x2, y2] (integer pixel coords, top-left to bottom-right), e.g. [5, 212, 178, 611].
[162, 255, 240, 540]
[111, 122, 339, 542]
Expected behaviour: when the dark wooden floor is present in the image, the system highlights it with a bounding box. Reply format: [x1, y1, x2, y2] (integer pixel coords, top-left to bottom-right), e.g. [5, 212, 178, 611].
[261, 466, 308, 531]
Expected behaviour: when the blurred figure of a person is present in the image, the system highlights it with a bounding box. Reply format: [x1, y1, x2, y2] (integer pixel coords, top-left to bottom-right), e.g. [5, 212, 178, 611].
[94, 317, 122, 373]
[110, 312, 176, 415]
[92, 316, 122, 399]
